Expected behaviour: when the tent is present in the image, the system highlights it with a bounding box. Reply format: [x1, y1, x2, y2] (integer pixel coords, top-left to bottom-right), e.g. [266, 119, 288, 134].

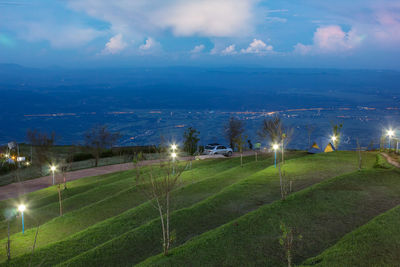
[308, 137, 336, 154]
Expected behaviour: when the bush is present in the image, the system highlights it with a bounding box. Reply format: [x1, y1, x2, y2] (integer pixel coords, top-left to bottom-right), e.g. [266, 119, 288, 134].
[68, 153, 94, 162]
[0, 162, 18, 175]
[100, 150, 114, 158]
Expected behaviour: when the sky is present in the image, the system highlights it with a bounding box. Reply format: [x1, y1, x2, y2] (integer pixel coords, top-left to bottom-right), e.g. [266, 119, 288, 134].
[1, 0, 400, 69]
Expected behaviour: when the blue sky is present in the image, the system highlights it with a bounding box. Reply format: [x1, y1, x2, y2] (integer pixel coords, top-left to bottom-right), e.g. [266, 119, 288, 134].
[1, 0, 400, 69]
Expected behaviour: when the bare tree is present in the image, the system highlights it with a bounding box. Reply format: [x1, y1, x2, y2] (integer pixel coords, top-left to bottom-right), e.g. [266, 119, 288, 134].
[234, 134, 247, 167]
[279, 222, 302, 267]
[26, 129, 56, 175]
[331, 123, 343, 150]
[85, 125, 120, 167]
[356, 139, 362, 171]
[259, 116, 293, 164]
[225, 117, 245, 150]
[135, 156, 183, 255]
[278, 163, 292, 200]
[306, 124, 315, 148]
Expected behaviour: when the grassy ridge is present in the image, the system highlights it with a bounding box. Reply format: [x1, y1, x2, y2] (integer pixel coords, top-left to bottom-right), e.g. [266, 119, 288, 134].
[59, 152, 375, 266]
[2, 153, 284, 266]
[0, 157, 236, 262]
[301, 204, 400, 266]
[138, 166, 400, 266]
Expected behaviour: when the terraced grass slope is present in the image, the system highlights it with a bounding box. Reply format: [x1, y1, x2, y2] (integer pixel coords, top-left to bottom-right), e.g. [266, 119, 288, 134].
[55, 152, 376, 266]
[1, 153, 290, 264]
[138, 160, 399, 266]
[0, 156, 241, 262]
[302, 205, 400, 266]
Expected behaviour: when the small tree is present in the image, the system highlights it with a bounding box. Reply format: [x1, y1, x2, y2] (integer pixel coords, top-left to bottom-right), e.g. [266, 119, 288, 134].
[26, 129, 56, 175]
[356, 139, 362, 171]
[234, 134, 247, 167]
[225, 117, 245, 150]
[306, 124, 315, 148]
[331, 123, 343, 150]
[135, 156, 183, 255]
[183, 127, 200, 155]
[85, 125, 120, 167]
[259, 116, 293, 164]
[278, 163, 292, 200]
[279, 222, 302, 267]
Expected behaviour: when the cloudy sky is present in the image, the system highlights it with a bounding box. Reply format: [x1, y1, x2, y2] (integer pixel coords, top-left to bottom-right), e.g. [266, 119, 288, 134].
[1, 0, 400, 69]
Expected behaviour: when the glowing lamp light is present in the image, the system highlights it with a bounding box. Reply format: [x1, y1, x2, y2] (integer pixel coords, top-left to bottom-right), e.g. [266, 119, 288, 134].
[171, 144, 177, 150]
[171, 152, 177, 158]
[331, 136, 337, 142]
[272, 144, 279, 150]
[387, 130, 394, 138]
[50, 166, 56, 172]
[18, 204, 26, 212]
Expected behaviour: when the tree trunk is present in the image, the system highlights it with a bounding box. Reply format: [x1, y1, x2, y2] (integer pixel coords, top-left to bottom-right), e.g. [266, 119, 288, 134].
[57, 184, 63, 216]
[240, 153, 243, 167]
[7, 220, 10, 261]
[156, 198, 167, 255]
[255, 151, 258, 162]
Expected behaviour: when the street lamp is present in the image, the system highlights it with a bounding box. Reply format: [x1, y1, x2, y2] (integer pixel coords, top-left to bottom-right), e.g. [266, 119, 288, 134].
[171, 144, 177, 151]
[50, 165, 56, 185]
[18, 204, 26, 234]
[171, 152, 177, 174]
[272, 144, 279, 168]
[387, 130, 394, 150]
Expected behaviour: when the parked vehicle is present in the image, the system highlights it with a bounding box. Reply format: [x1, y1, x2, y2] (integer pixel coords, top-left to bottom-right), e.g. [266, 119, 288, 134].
[203, 144, 233, 157]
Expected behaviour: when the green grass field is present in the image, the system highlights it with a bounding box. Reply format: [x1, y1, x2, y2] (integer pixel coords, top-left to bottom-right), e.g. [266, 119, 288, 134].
[0, 151, 399, 266]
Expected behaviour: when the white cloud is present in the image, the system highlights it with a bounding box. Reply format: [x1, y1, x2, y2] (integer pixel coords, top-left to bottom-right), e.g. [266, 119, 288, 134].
[190, 44, 205, 53]
[221, 44, 237, 55]
[23, 22, 102, 48]
[139, 38, 158, 50]
[101, 34, 127, 54]
[153, 0, 255, 37]
[241, 39, 273, 54]
[67, 0, 258, 38]
[294, 25, 364, 54]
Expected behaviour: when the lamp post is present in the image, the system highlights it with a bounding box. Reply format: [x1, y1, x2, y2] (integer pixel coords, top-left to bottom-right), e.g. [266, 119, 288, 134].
[18, 204, 26, 234]
[50, 165, 56, 185]
[171, 152, 177, 174]
[272, 144, 279, 168]
[387, 130, 394, 151]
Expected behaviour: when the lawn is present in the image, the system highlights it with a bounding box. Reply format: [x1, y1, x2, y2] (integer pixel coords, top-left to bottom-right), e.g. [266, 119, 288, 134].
[0, 153, 280, 264]
[302, 204, 400, 266]
[138, 161, 399, 266]
[1, 151, 398, 267]
[56, 152, 376, 266]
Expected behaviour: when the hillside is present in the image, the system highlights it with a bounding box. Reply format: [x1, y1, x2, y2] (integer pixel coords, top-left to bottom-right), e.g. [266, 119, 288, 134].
[1, 151, 398, 266]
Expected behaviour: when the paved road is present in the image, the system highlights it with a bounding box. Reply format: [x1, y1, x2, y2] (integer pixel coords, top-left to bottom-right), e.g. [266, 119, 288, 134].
[0, 152, 255, 201]
[381, 153, 400, 168]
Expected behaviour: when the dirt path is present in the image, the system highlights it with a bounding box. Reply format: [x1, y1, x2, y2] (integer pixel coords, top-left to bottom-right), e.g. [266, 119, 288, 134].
[0, 152, 255, 201]
[381, 153, 400, 168]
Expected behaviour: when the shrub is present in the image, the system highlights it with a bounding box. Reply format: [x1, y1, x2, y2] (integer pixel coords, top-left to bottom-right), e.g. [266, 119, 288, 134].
[68, 152, 94, 162]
